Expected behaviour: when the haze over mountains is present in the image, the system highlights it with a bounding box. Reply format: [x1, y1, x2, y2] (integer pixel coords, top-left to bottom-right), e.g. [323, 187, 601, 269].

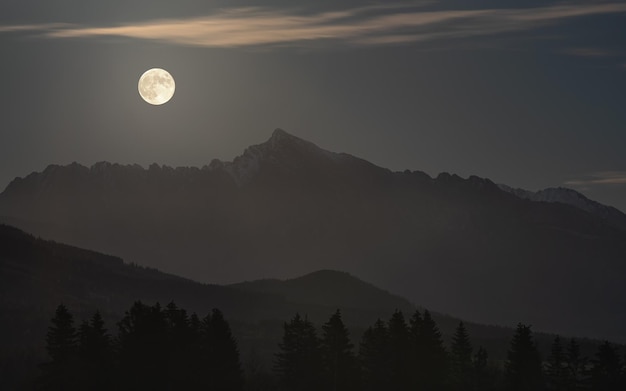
[0, 223, 415, 352]
[1, 129, 626, 341]
[0, 223, 602, 360]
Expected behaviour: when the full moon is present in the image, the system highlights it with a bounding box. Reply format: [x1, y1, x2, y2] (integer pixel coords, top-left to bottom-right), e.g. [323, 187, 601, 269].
[138, 68, 175, 105]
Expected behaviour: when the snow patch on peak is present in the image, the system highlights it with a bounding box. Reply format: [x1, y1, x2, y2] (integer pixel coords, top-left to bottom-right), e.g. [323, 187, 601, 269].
[499, 184, 592, 206]
[498, 184, 626, 229]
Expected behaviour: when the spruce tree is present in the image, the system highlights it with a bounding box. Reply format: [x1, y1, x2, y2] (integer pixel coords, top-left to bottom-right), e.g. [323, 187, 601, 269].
[163, 302, 196, 389]
[195, 311, 216, 389]
[275, 313, 323, 391]
[359, 318, 390, 391]
[565, 338, 586, 391]
[409, 310, 424, 387]
[45, 305, 77, 364]
[186, 312, 204, 386]
[589, 341, 623, 391]
[545, 336, 568, 391]
[116, 301, 168, 390]
[505, 323, 544, 391]
[77, 311, 113, 390]
[40, 304, 79, 391]
[206, 308, 244, 390]
[320, 310, 357, 391]
[387, 310, 412, 389]
[420, 310, 449, 390]
[450, 321, 473, 390]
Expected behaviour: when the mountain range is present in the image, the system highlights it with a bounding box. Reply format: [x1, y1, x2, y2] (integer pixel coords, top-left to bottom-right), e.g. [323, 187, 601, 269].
[1, 129, 625, 341]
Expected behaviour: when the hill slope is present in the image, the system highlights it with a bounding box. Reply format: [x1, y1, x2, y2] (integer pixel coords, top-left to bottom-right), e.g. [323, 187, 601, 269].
[231, 269, 415, 312]
[1, 224, 616, 389]
[1, 224, 425, 351]
[1, 129, 626, 341]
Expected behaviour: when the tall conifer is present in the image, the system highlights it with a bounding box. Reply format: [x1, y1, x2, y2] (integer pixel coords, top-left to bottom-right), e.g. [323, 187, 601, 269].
[77, 311, 112, 390]
[545, 336, 568, 391]
[275, 313, 323, 391]
[420, 310, 448, 390]
[450, 321, 473, 390]
[320, 310, 357, 391]
[589, 341, 623, 391]
[207, 308, 244, 390]
[565, 338, 586, 390]
[359, 319, 389, 391]
[505, 323, 544, 391]
[40, 304, 79, 390]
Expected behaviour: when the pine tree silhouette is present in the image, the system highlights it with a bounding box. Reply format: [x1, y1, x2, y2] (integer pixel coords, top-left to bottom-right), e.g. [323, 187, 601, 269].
[275, 313, 323, 391]
[359, 318, 390, 391]
[565, 338, 586, 391]
[116, 301, 168, 390]
[45, 305, 77, 364]
[505, 323, 544, 391]
[320, 310, 358, 391]
[163, 302, 196, 389]
[450, 321, 473, 390]
[419, 310, 449, 390]
[187, 312, 205, 385]
[409, 310, 424, 388]
[38, 302, 244, 390]
[589, 341, 623, 391]
[77, 311, 113, 390]
[545, 336, 568, 391]
[387, 310, 412, 389]
[39, 304, 79, 390]
[206, 308, 244, 390]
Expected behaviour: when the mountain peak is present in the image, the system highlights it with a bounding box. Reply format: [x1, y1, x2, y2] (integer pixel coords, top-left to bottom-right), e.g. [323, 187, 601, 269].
[214, 128, 351, 185]
[263, 128, 322, 152]
[270, 128, 291, 140]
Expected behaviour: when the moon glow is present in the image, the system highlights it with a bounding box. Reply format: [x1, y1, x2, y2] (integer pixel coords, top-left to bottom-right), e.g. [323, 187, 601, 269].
[138, 68, 175, 105]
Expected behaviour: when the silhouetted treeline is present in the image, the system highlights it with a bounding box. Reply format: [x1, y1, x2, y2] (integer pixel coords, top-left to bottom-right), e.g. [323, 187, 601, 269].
[274, 311, 626, 391]
[38, 304, 626, 391]
[38, 302, 243, 390]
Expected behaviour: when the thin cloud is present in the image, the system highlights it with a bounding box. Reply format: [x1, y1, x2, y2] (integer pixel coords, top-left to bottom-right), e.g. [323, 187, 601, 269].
[2, 3, 626, 48]
[0, 23, 68, 33]
[562, 47, 616, 58]
[565, 172, 626, 186]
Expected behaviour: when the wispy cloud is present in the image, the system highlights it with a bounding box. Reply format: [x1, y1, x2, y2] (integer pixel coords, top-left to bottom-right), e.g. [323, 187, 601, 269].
[0, 23, 68, 33]
[562, 47, 617, 58]
[565, 171, 626, 186]
[2, 3, 626, 48]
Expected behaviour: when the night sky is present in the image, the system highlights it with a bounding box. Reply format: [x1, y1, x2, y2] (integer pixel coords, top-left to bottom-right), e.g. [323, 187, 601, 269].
[1, 0, 625, 211]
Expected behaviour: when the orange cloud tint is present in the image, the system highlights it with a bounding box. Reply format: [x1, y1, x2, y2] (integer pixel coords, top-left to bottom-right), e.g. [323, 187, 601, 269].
[2, 3, 626, 48]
